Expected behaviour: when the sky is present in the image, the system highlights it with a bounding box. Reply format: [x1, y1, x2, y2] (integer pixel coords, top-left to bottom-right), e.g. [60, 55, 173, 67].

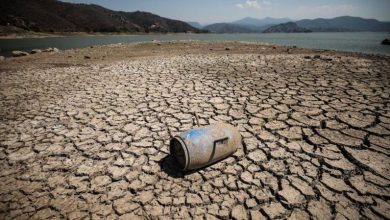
[62, 0, 390, 24]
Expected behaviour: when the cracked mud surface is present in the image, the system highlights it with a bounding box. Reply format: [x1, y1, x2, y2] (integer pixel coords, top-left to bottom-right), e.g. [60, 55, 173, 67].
[0, 41, 390, 219]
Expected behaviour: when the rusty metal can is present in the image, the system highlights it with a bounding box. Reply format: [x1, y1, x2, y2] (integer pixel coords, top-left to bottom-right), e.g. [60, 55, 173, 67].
[170, 123, 242, 171]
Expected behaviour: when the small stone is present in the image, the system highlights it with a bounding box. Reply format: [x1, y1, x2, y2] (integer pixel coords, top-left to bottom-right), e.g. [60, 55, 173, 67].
[31, 49, 42, 54]
[43, 47, 53, 52]
[12, 50, 29, 57]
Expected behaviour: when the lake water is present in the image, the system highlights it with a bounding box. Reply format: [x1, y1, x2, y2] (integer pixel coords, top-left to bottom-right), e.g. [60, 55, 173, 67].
[1, 32, 389, 57]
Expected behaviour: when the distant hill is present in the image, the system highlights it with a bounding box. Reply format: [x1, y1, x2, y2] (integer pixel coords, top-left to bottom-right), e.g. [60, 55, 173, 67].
[204, 17, 291, 33]
[0, 0, 201, 33]
[203, 23, 259, 33]
[263, 22, 311, 33]
[296, 16, 390, 32]
[187, 22, 203, 29]
[205, 16, 390, 33]
[232, 17, 291, 27]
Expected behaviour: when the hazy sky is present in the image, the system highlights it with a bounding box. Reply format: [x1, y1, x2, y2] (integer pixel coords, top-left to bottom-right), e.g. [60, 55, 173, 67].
[62, 0, 390, 24]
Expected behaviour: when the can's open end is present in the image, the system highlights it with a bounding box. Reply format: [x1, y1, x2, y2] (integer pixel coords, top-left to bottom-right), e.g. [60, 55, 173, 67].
[169, 137, 187, 170]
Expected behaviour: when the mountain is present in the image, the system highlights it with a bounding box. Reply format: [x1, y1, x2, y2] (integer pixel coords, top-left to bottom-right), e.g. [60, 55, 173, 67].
[0, 0, 201, 33]
[187, 22, 203, 29]
[204, 17, 291, 33]
[296, 16, 390, 32]
[263, 22, 311, 33]
[263, 16, 390, 33]
[203, 23, 259, 33]
[206, 16, 390, 33]
[232, 17, 291, 27]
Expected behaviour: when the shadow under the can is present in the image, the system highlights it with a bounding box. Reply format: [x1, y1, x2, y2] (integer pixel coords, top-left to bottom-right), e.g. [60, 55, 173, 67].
[159, 153, 238, 179]
[158, 154, 198, 178]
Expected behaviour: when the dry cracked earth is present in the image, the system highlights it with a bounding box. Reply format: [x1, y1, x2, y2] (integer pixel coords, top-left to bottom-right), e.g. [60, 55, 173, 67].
[0, 41, 390, 219]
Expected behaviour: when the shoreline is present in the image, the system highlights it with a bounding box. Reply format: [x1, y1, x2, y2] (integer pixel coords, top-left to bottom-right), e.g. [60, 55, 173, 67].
[0, 31, 209, 40]
[0, 40, 388, 61]
[1, 33, 389, 58]
[1, 30, 389, 39]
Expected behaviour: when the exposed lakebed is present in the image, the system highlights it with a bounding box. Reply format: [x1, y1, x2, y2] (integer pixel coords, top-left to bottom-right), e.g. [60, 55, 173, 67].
[0, 41, 389, 219]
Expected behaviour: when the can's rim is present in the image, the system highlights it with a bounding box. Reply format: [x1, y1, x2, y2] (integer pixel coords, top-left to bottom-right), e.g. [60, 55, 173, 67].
[170, 136, 190, 171]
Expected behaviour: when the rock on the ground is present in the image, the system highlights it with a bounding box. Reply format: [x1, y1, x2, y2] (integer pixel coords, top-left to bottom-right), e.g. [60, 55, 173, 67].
[12, 50, 29, 57]
[31, 49, 42, 54]
[43, 47, 60, 52]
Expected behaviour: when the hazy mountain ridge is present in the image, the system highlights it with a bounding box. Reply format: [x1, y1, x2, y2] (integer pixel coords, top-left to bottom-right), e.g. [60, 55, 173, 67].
[0, 0, 202, 33]
[203, 17, 287, 33]
[203, 23, 268, 33]
[232, 17, 291, 27]
[263, 16, 390, 33]
[296, 16, 390, 32]
[203, 16, 390, 33]
[263, 22, 311, 33]
[187, 22, 203, 29]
